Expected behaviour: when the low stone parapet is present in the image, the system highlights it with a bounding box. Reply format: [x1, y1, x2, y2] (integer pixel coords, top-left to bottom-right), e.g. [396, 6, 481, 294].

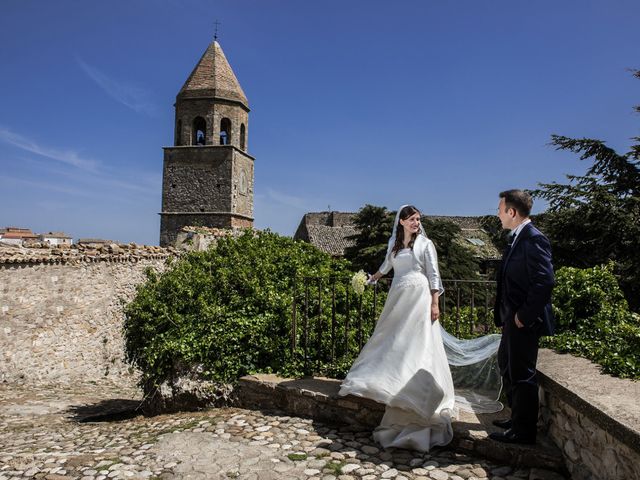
[538, 348, 640, 480]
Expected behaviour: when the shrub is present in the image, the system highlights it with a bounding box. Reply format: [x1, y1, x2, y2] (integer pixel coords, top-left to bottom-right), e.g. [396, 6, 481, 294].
[542, 263, 640, 379]
[123, 230, 381, 387]
[441, 306, 500, 339]
[552, 262, 629, 330]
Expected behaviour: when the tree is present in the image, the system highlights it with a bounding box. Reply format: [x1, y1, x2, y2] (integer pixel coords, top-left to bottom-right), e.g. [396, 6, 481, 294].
[344, 204, 394, 274]
[423, 218, 480, 281]
[532, 69, 640, 309]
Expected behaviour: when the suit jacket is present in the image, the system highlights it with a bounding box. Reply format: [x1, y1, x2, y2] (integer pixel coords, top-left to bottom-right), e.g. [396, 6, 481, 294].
[493, 222, 555, 336]
[378, 234, 445, 295]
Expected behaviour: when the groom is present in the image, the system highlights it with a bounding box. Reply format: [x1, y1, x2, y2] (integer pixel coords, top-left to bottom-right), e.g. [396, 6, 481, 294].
[490, 189, 555, 445]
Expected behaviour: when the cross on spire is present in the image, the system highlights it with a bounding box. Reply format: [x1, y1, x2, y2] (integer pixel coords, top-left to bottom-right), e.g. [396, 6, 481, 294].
[213, 20, 221, 41]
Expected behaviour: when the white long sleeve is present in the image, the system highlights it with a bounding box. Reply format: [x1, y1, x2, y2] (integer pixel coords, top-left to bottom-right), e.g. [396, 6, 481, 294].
[424, 239, 444, 295]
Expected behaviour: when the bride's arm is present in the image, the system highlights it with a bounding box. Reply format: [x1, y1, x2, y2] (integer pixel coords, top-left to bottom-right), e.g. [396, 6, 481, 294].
[374, 241, 395, 280]
[431, 290, 441, 321]
[424, 239, 445, 296]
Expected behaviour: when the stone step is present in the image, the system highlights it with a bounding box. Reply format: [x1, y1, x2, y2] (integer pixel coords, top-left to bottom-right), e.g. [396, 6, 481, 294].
[236, 374, 566, 473]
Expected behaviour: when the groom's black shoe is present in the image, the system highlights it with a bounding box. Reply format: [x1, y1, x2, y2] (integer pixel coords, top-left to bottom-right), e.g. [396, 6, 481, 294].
[489, 429, 536, 445]
[492, 418, 512, 429]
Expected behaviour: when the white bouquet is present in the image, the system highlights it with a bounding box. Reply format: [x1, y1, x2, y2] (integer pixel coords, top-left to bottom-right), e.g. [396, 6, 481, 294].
[351, 270, 368, 295]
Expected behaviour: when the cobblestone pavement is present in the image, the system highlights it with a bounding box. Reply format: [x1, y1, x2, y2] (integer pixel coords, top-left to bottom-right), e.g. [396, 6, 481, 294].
[0, 384, 566, 480]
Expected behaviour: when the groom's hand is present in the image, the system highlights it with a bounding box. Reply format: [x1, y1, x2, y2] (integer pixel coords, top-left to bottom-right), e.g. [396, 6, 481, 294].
[514, 313, 524, 328]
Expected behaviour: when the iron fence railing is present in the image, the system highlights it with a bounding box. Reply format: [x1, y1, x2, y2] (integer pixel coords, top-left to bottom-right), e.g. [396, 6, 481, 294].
[290, 275, 497, 374]
[440, 279, 498, 336]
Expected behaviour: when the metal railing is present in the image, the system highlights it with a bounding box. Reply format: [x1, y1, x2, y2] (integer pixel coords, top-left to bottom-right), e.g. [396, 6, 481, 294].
[290, 275, 497, 374]
[440, 279, 497, 337]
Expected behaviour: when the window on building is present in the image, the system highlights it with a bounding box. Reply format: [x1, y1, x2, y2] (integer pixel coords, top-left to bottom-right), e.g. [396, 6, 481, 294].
[220, 118, 232, 145]
[240, 123, 246, 150]
[176, 120, 182, 146]
[193, 117, 206, 145]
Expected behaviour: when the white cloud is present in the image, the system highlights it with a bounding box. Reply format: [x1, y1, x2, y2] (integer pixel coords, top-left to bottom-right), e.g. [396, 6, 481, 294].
[0, 127, 98, 171]
[0, 131, 159, 200]
[264, 187, 313, 210]
[77, 58, 158, 116]
[0, 174, 93, 197]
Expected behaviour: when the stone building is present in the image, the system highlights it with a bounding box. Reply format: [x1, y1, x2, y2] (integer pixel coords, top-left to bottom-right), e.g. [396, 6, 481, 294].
[294, 211, 500, 266]
[294, 212, 359, 257]
[0, 227, 39, 246]
[160, 40, 254, 246]
[39, 231, 73, 246]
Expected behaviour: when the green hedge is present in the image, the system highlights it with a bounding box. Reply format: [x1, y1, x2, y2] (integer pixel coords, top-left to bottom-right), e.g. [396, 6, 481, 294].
[542, 263, 640, 379]
[123, 230, 380, 386]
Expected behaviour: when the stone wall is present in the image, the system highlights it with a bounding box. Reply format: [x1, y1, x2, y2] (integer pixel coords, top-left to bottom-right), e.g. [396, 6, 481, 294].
[160, 145, 255, 246]
[232, 151, 254, 220]
[162, 146, 233, 213]
[537, 349, 640, 480]
[0, 243, 175, 386]
[174, 226, 248, 252]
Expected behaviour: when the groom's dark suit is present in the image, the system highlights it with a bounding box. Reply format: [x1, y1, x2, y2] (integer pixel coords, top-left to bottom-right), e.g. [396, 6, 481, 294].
[494, 222, 555, 440]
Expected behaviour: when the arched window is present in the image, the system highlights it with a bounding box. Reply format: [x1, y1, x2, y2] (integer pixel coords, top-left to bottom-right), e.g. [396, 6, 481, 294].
[220, 118, 232, 145]
[193, 117, 206, 145]
[240, 123, 246, 151]
[176, 120, 182, 146]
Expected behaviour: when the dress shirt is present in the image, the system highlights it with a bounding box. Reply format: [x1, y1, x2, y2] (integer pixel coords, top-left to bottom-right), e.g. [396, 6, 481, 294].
[510, 219, 531, 243]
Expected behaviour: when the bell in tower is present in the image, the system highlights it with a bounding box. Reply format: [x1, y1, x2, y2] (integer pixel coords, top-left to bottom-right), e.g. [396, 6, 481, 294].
[159, 40, 255, 246]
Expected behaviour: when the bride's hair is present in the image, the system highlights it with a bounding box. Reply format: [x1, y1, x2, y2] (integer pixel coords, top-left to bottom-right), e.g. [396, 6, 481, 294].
[392, 205, 421, 256]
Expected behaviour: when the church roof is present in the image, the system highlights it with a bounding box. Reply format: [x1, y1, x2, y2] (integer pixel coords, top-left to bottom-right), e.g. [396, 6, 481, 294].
[294, 212, 359, 257]
[178, 41, 249, 108]
[305, 224, 359, 257]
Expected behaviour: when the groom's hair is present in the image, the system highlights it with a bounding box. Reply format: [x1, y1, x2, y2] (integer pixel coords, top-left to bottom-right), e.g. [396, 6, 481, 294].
[499, 190, 532, 218]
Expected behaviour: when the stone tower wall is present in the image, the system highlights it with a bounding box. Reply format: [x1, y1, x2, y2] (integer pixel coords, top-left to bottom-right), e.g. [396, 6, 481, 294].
[162, 146, 233, 213]
[232, 153, 254, 218]
[160, 214, 237, 247]
[211, 101, 249, 150]
[160, 146, 254, 246]
[175, 99, 248, 150]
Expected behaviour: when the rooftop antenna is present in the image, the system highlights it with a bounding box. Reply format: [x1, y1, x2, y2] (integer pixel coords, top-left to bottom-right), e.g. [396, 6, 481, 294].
[213, 20, 221, 42]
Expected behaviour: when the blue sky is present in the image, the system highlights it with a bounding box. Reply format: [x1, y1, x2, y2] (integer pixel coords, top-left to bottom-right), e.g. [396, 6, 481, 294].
[1, 0, 638, 245]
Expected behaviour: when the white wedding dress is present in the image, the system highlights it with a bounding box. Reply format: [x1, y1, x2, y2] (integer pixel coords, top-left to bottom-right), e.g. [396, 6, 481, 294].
[338, 248, 456, 451]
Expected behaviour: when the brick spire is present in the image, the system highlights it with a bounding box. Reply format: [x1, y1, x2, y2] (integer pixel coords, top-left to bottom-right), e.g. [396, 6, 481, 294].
[177, 41, 249, 109]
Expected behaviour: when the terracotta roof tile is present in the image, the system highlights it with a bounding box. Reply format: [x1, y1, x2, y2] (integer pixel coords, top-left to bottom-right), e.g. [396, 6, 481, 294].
[178, 41, 248, 108]
[305, 225, 358, 257]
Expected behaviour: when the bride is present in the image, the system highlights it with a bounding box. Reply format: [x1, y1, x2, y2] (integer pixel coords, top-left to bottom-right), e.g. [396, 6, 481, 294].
[338, 205, 502, 452]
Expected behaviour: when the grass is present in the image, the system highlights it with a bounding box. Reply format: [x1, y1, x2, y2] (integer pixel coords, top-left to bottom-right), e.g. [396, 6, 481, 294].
[287, 453, 308, 461]
[323, 460, 346, 475]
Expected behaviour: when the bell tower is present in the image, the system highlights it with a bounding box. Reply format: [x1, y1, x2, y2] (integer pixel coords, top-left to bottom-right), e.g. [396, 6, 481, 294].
[160, 40, 254, 246]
